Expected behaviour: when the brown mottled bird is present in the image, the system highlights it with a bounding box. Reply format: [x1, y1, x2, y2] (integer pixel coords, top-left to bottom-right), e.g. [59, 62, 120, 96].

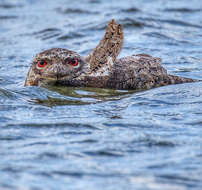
[25, 19, 197, 90]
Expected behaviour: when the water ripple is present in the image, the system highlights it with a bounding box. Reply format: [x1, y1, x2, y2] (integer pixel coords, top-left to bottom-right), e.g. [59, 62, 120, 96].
[1, 0, 202, 189]
[56, 8, 99, 14]
[164, 8, 202, 13]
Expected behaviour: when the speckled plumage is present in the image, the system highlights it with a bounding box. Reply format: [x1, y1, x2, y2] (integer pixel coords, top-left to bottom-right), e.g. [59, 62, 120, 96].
[25, 19, 196, 90]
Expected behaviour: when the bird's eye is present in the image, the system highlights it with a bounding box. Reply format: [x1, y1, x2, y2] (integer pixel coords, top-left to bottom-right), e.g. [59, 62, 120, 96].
[37, 60, 47, 68]
[69, 59, 79, 67]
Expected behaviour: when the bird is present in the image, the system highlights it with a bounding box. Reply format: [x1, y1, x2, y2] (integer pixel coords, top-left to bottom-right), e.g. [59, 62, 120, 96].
[25, 19, 197, 90]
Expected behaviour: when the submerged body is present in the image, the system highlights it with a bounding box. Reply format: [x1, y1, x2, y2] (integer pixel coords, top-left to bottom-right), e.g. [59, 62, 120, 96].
[25, 19, 196, 90]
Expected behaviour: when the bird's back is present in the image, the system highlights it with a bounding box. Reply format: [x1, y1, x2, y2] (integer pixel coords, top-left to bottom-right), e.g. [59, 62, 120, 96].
[106, 54, 195, 90]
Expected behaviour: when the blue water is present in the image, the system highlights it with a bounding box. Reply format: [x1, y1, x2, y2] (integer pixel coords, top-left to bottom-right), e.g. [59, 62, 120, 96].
[0, 0, 202, 189]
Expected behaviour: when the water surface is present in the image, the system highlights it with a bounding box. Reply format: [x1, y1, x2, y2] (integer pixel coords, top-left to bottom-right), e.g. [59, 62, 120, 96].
[0, 0, 202, 189]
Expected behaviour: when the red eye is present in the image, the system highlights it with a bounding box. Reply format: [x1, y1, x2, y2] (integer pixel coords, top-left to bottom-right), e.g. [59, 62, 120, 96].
[37, 60, 47, 68]
[69, 59, 79, 67]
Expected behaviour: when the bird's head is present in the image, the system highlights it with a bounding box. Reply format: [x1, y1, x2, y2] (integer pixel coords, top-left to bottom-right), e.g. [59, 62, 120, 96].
[25, 48, 87, 86]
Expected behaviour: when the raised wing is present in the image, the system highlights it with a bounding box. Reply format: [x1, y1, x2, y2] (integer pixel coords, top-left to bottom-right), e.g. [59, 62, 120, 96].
[88, 19, 124, 74]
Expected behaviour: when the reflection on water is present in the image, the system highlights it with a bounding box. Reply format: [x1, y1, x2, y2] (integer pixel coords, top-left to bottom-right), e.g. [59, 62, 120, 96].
[0, 0, 202, 190]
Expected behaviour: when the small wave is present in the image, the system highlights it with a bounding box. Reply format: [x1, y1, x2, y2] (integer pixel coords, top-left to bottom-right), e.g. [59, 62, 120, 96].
[56, 8, 99, 15]
[0, 87, 17, 99]
[83, 150, 124, 157]
[70, 139, 98, 144]
[119, 18, 144, 28]
[30, 28, 62, 40]
[147, 140, 176, 147]
[0, 4, 23, 9]
[163, 19, 202, 29]
[0, 15, 18, 20]
[38, 152, 60, 159]
[143, 32, 173, 40]
[158, 174, 201, 186]
[138, 17, 202, 29]
[88, 0, 100, 4]
[52, 171, 83, 177]
[121, 7, 140, 13]
[7, 122, 100, 130]
[57, 32, 84, 41]
[164, 8, 201, 13]
[0, 135, 24, 141]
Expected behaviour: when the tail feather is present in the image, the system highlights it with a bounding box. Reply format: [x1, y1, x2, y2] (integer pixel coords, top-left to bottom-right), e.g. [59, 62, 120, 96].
[168, 75, 198, 84]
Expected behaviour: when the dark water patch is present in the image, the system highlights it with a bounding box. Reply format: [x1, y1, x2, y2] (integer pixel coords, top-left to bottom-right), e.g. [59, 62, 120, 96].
[38, 152, 61, 159]
[0, 16, 18, 20]
[0, 136, 24, 141]
[85, 22, 110, 31]
[59, 131, 92, 135]
[175, 68, 200, 73]
[158, 174, 200, 187]
[56, 7, 99, 14]
[51, 170, 126, 178]
[52, 171, 84, 178]
[121, 7, 140, 13]
[143, 32, 174, 41]
[70, 139, 98, 144]
[7, 122, 101, 130]
[28, 28, 62, 41]
[41, 33, 62, 41]
[185, 120, 202, 126]
[0, 3, 23, 9]
[0, 184, 15, 190]
[119, 18, 144, 28]
[130, 136, 177, 148]
[164, 8, 202, 13]
[88, 0, 100, 4]
[163, 19, 202, 29]
[83, 150, 124, 157]
[23, 141, 49, 147]
[147, 140, 176, 147]
[103, 122, 159, 129]
[138, 17, 202, 29]
[57, 32, 84, 41]
[0, 88, 14, 98]
[148, 163, 173, 169]
[1, 167, 25, 174]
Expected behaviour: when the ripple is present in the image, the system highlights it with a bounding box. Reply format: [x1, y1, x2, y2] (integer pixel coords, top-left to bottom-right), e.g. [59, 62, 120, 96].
[38, 152, 60, 159]
[0, 3, 23, 9]
[143, 32, 173, 40]
[119, 18, 144, 28]
[57, 32, 84, 41]
[0, 136, 24, 141]
[164, 8, 202, 13]
[83, 150, 124, 157]
[121, 7, 140, 13]
[138, 17, 202, 29]
[163, 19, 202, 29]
[0, 16, 18, 20]
[0, 88, 14, 98]
[56, 8, 99, 14]
[7, 122, 101, 130]
[158, 174, 201, 187]
[52, 171, 83, 177]
[30, 28, 62, 40]
[70, 139, 98, 144]
[1, 0, 202, 189]
[147, 140, 176, 147]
